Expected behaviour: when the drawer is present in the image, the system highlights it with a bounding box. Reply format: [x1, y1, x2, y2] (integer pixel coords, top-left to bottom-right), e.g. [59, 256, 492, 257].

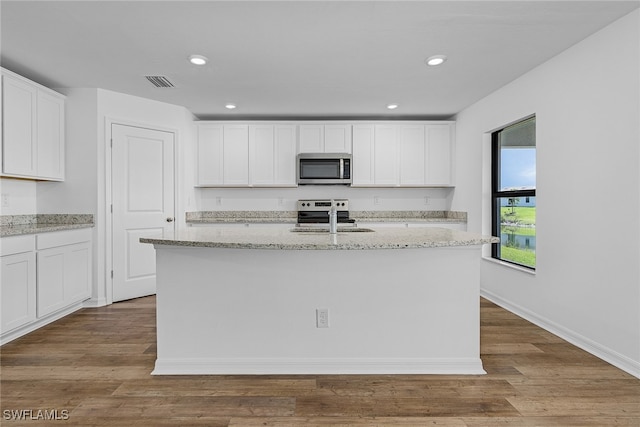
[0, 234, 36, 256]
[36, 228, 92, 250]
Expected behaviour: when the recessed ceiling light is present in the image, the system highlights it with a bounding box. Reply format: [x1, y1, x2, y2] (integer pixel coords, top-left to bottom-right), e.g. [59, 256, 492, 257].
[426, 55, 447, 66]
[387, 104, 399, 110]
[225, 104, 237, 110]
[189, 54, 208, 65]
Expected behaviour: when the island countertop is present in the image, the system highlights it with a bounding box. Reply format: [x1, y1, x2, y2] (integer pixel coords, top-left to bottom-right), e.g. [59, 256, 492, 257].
[141, 226, 498, 250]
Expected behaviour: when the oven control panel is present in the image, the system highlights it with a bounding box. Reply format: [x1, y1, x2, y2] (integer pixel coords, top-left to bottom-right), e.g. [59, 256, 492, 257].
[297, 199, 349, 211]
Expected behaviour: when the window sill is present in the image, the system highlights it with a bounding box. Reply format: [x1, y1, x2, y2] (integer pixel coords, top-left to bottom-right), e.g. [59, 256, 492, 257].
[482, 256, 536, 275]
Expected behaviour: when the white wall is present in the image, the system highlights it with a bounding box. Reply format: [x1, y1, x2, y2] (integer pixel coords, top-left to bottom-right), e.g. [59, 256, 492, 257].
[454, 10, 640, 377]
[34, 88, 195, 307]
[195, 187, 454, 212]
[0, 178, 36, 215]
[95, 89, 195, 305]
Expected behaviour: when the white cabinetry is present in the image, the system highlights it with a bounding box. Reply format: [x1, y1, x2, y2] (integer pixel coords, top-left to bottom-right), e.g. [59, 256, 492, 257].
[425, 124, 454, 186]
[373, 125, 399, 185]
[351, 125, 375, 186]
[197, 124, 249, 186]
[36, 229, 92, 318]
[1, 68, 65, 180]
[249, 125, 296, 187]
[1, 235, 36, 334]
[351, 122, 454, 187]
[195, 121, 453, 188]
[0, 228, 92, 344]
[399, 125, 426, 186]
[299, 124, 351, 153]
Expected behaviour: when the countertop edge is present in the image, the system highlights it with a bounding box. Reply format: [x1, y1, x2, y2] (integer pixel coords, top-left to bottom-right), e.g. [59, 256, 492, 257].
[0, 223, 95, 237]
[140, 237, 498, 250]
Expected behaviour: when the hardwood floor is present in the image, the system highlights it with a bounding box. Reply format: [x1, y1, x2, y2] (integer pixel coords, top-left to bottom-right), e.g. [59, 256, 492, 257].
[1, 297, 638, 426]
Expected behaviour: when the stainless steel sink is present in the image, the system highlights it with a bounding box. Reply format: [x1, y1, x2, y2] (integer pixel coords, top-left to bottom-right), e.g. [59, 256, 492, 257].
[290, 226, 374, 233]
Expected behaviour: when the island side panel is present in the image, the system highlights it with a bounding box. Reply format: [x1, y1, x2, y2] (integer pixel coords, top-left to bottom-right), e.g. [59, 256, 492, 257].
[153, 245, 484, 375]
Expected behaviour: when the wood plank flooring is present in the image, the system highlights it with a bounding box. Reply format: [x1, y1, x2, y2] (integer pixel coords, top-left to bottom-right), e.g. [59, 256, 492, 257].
[1, 297, 638, 426]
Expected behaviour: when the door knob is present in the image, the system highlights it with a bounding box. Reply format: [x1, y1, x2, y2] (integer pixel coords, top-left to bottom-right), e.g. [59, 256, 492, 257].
[166, 217, 174, 222]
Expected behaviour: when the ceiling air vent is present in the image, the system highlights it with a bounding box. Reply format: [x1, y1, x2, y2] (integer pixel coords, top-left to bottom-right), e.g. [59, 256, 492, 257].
[145, 75, 175, 88]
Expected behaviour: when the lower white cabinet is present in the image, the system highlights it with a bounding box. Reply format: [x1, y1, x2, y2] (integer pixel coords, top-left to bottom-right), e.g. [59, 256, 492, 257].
[0, 228, 92, 344]
[1, 236, 37, 334]
[37, 229, 91, 317]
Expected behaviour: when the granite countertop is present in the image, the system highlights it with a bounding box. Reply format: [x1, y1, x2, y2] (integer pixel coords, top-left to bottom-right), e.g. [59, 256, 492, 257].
[0, 214, 94, 237]
[141, 226, 498, 250]
[185, 210, 467, 224]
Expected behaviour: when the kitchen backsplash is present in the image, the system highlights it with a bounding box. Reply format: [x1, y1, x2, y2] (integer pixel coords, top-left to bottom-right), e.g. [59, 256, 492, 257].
[193, 187, 454, 212]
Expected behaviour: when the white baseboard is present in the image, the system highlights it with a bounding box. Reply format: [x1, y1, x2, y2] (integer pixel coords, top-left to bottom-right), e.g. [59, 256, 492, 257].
[152, 357, 487, 376]
[481, 289, 640, 379]
[82, 297, 108, 308]
[0, 302, 85, 346]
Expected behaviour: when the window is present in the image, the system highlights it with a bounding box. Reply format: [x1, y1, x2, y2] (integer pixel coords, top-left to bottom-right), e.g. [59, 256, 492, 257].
[492, 116, 536, 269]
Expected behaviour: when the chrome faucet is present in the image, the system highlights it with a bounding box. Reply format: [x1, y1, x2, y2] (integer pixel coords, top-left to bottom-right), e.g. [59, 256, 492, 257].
[329, 200, 338, 234]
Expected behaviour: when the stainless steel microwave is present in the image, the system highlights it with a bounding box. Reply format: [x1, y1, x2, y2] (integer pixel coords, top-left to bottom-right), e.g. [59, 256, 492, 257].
[297, 153, 352, 185]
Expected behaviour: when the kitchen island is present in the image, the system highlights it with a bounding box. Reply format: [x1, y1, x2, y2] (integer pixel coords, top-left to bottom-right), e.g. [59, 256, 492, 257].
[141, 227, 498, 375]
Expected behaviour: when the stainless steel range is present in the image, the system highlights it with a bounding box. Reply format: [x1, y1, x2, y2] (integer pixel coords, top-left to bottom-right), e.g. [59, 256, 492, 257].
[296, 199, 355, 225]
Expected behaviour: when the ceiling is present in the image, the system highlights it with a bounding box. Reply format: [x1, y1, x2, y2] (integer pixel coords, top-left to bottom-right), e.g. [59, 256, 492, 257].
[1, 1, 638, 120]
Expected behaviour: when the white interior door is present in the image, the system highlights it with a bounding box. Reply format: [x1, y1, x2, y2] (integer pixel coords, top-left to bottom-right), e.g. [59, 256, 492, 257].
[112, 124, 175, 302]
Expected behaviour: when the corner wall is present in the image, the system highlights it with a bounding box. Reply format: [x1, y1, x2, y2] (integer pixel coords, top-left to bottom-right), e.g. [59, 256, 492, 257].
[454, 10, 640, 377]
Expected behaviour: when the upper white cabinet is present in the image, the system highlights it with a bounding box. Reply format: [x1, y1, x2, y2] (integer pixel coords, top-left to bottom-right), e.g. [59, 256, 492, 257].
[299, 124, 351, 153]
[196, 121, 454, 188]
[1, 68, 65, 181]
[249, 124, 296, 187]
[197, 124, 249, 186]
[196, 123, 296, 187]
[351, 122, 454, 187]
[425, 124, 454, 186]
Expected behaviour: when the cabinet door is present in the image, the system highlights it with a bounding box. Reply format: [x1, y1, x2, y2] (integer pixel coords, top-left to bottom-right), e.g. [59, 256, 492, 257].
[197, 125, 224, 185]
[37, 241, 91, 318]
[399, 125, 426, 186]
[274, 125, 296, 186]
[373, 125, 398, 185]
[298, 125, 324, 153]
[65, 242, 91, 304]
[2, 74, 37, 177]
[1, 252, 36, 333]
[249, 125, 296, 187]
[426, 124, 453, 185]
[223, 125, 249, 185]
[324, 125, 352, 153]
[249, 125, 275, 186]
[351, 125, 375, 186]
[36, 89, 65, 180]
[37, 246, 67, 317]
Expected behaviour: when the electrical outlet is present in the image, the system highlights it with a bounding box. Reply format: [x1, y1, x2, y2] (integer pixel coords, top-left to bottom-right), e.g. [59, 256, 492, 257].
[424, 196, 429, 205]
[374, 196, 380, 205]
[1, 194, 9, 208]
[216, 197, 222, 206]
[316, 308, 329, 328]
[278, 197, 284, 207]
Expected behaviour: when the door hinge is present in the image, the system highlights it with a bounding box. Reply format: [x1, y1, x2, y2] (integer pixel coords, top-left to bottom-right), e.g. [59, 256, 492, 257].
[111, 270, 113, 279]
[110, 138, 113, 148]
[110, 204, 113, 213]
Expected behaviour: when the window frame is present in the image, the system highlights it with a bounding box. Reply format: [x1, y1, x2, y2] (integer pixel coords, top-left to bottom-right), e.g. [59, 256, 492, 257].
[491, 116, 536, 270]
